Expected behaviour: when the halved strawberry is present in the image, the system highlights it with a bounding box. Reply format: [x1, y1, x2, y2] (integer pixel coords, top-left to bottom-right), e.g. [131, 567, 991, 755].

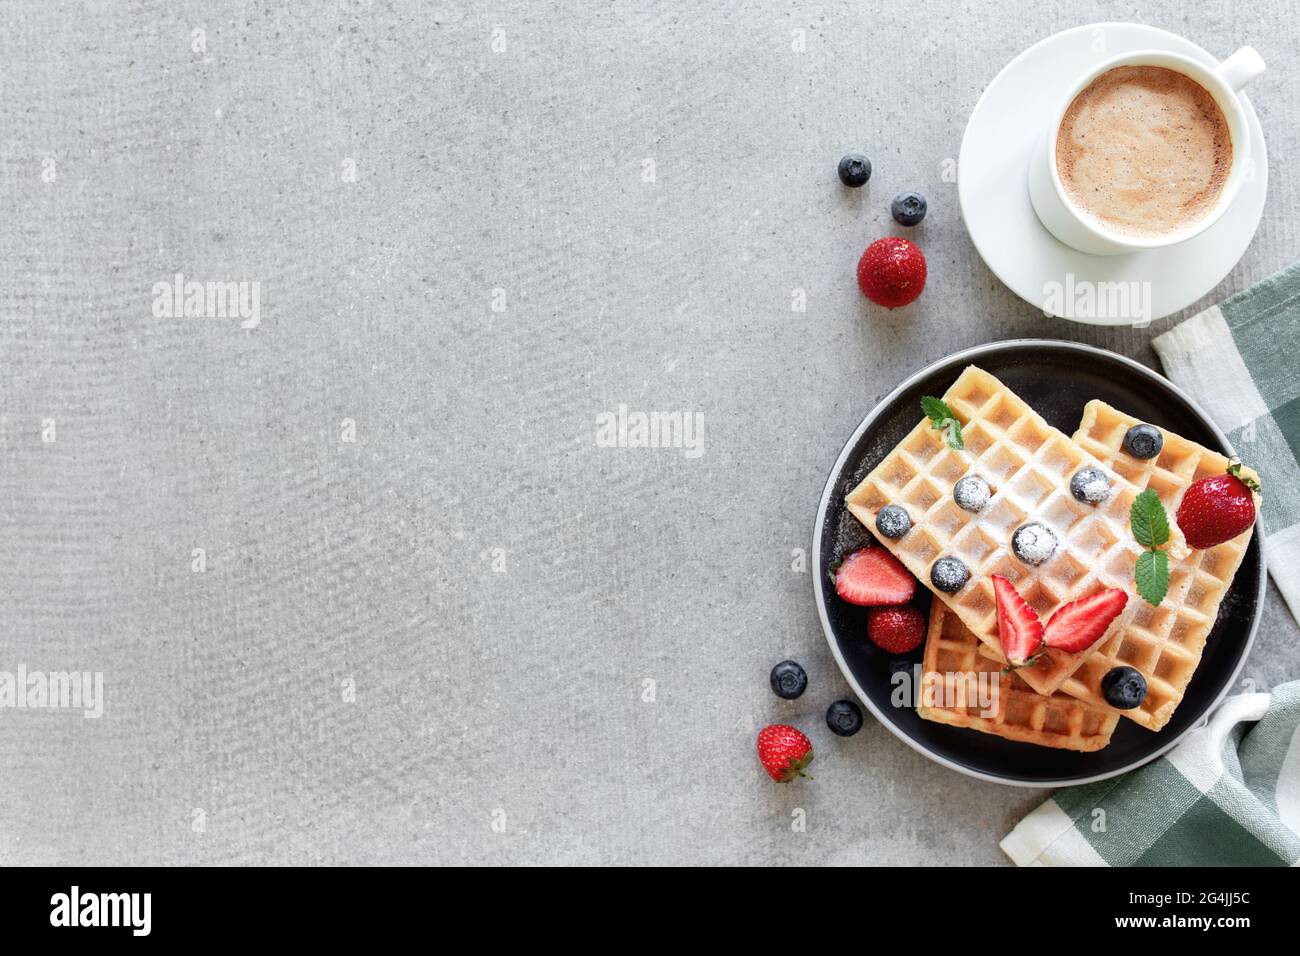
[832, 547, 916, 606]
[1042, 588, 1128, 653]
[992, 574, 1043, 666]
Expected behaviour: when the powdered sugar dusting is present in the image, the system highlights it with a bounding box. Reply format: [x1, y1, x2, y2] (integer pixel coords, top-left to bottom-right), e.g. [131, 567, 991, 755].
[953, 474, 991, 513]
[1012, 522, 1058, 566]
[875, 504, 911, 539]
[1070, 467, 1112, 504]
[930, 556, 970, 592]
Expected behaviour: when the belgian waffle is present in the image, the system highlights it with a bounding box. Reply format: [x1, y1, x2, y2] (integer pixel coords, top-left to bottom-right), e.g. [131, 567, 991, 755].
[918, 602, 1118, 751]
[846, 366, 1187, 696]
[1053, 400, 1259, 730]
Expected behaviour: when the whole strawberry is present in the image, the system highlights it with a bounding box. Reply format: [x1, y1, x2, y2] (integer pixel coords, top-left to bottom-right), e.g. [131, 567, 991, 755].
[867, 605, 926, 653]
[1176, 460, 1260, 549]
[756, 724, 814, 782]
[857, 237, 926, 308]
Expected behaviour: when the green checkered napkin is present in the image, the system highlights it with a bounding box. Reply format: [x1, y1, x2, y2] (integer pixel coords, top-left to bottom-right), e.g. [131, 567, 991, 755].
[1002, 682, 1300, 865]
[1152, 262, 1300, 623]
[1003, 266, 1300, 865]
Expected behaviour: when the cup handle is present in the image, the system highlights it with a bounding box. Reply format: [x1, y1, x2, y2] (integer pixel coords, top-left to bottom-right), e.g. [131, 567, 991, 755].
[1214, 46, 1266, 92]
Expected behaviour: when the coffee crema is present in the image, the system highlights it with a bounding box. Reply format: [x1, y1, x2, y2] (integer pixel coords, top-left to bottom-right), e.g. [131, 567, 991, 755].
[1055, 65, 1232, 238]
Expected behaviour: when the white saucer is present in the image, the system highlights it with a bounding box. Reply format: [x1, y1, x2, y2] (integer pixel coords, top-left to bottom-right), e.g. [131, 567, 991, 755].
[958, 22, 1268, 325]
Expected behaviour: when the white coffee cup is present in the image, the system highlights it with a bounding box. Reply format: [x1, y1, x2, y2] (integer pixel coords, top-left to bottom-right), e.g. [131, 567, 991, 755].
[1028, 46, 1265, 256]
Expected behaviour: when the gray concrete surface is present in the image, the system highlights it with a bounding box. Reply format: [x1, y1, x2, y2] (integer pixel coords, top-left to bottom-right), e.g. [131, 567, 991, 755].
[1, 1, 1297, 866]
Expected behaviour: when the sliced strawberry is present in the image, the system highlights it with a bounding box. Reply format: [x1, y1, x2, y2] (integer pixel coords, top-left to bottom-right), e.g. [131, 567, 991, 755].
[992, 574, 1043, 666]
[833, 547, 916, 606]
[1043, 588, 1128, 653]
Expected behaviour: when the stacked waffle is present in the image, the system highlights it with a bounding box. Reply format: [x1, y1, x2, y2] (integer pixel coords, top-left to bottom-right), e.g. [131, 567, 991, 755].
[919, 603, 1118, 751]
[846, 367, 1259, 750]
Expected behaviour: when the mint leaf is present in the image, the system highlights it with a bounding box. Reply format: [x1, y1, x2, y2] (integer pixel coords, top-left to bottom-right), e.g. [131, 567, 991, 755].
[1131, 490, 1172, 605]
[1135, 549, 1169, 606]
[921, 396, 954, 425]
[1130, 489, 1169, 549]
[920, 396, 965, 450]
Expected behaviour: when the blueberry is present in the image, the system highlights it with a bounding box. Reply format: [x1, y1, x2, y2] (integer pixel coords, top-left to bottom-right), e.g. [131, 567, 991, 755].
[953, 475, 991, 513]
[1070, 466, 1112, 504]
[1123, 424, 1163, 460]
[826, 699, 864, 737]
[1011, 522, 1058, 566]
[875, 504, 911, 539]
[891, 191, 927, 226]
[1101, 666, 1148, 710]
[930, 556, 969, 592]
[838, 153, 872, 187]
[769, 660, 808, 700]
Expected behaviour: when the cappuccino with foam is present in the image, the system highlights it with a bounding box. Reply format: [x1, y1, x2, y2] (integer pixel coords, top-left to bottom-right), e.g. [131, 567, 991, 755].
[1055, 65, 1232, 238]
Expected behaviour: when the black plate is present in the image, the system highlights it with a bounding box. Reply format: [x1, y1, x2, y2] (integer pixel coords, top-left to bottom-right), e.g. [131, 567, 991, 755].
[813, 340, 1264, 786]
